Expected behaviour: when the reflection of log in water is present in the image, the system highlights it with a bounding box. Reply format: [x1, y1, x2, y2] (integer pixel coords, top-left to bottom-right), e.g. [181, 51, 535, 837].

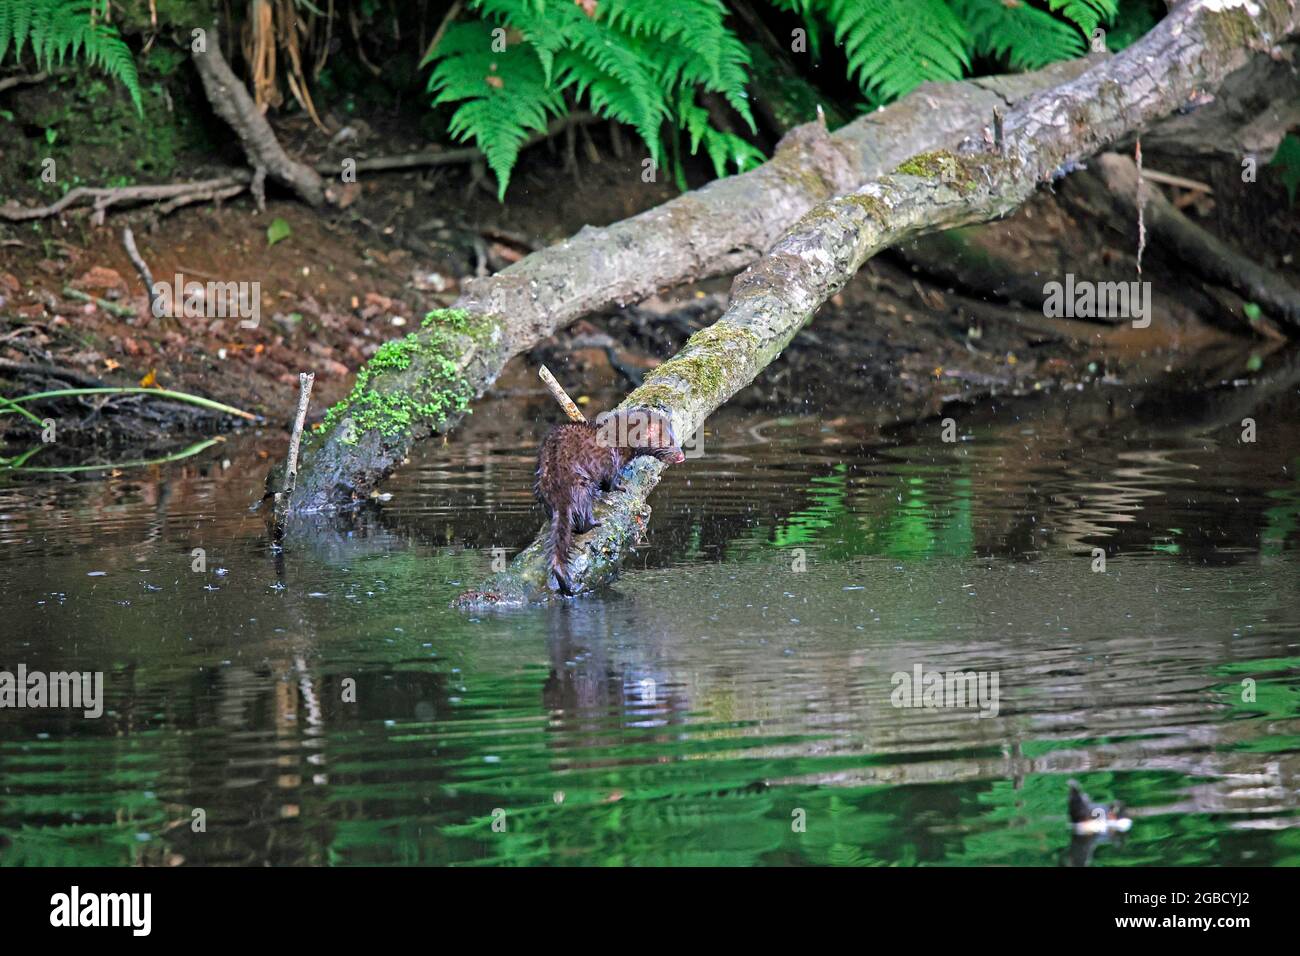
[1052, 449, 1196, 556]
[541, 601, 694, 761]
[1050, 349, 1300, 555]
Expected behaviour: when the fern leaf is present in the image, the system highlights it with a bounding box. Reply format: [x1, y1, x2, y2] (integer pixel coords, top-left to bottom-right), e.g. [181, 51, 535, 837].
[825, 0, 970, 101]
[0, 1, 142, 112]
[1045, 0, 1119, 37]
[600, 0, 755, 128]
[676, 88, 763, 179]
[953, 0, 1085, 70]
[428, 1, 761, 197]
[428, 20, 565, 198]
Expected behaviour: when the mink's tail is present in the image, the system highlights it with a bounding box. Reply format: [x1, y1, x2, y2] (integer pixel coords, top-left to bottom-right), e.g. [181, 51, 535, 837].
[547, 507, 575, 596]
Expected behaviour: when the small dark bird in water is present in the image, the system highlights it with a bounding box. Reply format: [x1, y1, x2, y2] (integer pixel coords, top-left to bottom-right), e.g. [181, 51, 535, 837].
[535, 407, 685, 595]
[1068, 779, 1132, 834]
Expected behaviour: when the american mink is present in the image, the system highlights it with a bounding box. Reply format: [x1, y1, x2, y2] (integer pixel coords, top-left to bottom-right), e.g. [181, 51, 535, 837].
[534, 407, 686, 595]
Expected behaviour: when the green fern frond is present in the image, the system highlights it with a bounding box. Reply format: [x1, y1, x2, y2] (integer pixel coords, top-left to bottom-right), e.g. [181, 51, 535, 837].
[953, 0, 1085, 70]
[677, 88, 764, 180]
[428, 19, 565, 198]
[826, 0, 970, 101]
[601, 0, 755, 126]
[0, 1, 142, 112]
[555, 30, 668, 150]
[426, 0, 760, 198]
[472, 1, 668, 162]
[423, 0, 1119, 199]
[1045, 0, 1119, 37]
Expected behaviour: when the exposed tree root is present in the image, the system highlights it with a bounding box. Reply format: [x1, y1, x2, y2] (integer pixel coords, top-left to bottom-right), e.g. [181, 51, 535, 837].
[191, 27, 326, 207]
[0, 175, 252, 224]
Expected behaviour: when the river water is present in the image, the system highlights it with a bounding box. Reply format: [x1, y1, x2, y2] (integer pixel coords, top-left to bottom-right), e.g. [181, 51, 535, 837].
[2, 369, 1298, 866]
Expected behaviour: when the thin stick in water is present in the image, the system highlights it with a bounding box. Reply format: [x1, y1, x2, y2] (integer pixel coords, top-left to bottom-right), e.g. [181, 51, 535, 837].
[273, 372, 315, 529]
[284, 372, 315, 491]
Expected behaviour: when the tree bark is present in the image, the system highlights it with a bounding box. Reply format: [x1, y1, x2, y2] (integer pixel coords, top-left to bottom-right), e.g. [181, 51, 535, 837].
[454, 0, 1300, 607]
[288, 58, 1098, 512]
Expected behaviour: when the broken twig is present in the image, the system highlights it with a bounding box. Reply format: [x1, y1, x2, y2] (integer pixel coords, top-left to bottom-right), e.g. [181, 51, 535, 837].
[61, 287, 137, 319]
[121, 226, 160, 317]
[539, 366, 586, 422]
[274, 372, 316, 530]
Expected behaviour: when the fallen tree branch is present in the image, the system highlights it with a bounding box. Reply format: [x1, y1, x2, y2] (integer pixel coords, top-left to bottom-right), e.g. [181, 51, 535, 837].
[0, 71, 49, 94]
[454, 0, 1300, 607]
[1134, 40, 1300, 160]
[273, 372, 315, 535]
[0, 175, 251, 222]
[191, 26, 325, 207]
[1087, 152, 1300, 328]
[317, 113, 599, 175]
[289, 56, 1100, 512]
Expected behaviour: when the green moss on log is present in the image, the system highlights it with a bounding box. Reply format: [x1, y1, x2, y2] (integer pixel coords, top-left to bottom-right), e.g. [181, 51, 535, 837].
[894, 149, 983, 194]
[318, 308, 492, 445]
[625, 382, 684, 410]
[896, 149, 959, 178]
[634, 324, 761, 403]
[845, 192, 890, 224]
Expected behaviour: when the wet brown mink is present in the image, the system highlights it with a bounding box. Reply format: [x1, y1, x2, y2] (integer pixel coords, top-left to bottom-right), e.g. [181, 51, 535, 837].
[535, 407, 686, 595]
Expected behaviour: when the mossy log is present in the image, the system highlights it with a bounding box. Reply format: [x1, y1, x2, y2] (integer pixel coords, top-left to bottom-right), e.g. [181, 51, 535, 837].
[454, 0, 1300, 607]
[288, 59, 1098, 512]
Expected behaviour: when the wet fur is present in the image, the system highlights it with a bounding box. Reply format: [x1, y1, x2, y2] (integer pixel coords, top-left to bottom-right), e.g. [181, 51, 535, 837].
[535, 408, 684, 595]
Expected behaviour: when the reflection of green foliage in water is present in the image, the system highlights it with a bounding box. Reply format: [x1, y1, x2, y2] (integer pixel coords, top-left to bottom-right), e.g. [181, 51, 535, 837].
[0, 739, 169, 865]
[764, 457, 974, 561]
[8, 406, 1300, 867]
[950, 772, 1237, 867]
[771, 464, 847, 549]
[1261, 460, 1300, 558]
[872, 471, 974, 560]
[1212, 655, 1300, 755]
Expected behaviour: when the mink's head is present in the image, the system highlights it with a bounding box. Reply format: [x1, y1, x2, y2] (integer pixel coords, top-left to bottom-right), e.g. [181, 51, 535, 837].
[597, 407, 686, 464]
[641, 410, 687, 464]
